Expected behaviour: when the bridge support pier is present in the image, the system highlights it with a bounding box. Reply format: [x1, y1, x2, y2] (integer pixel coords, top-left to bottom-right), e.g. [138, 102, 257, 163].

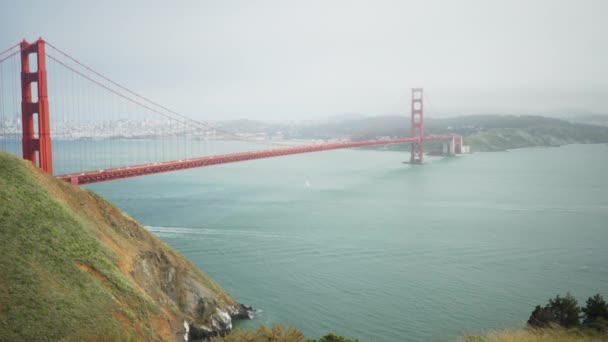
[442, 139, 456, 156]
[454, 136, 462, 154]
[20, 38, 53, 175]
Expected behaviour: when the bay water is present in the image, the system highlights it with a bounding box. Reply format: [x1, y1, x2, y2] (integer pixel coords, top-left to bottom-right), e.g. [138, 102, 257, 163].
[78, 143, 608, 341]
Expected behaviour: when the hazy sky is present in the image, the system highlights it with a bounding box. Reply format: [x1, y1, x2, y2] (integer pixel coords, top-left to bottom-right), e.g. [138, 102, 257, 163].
[1, 0, 606, 120]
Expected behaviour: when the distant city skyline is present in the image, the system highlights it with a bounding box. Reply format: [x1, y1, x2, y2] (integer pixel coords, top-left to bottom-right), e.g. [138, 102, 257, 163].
[1, 0, 606, 120]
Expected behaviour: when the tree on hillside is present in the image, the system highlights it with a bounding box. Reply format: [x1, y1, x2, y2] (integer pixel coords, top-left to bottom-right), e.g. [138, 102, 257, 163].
[527, 293, 580, 328]
[582, 294, 608, 333]
[582, 294, 608, 324]
[548, 293, 581, 327]
[527, 305, 556, 328]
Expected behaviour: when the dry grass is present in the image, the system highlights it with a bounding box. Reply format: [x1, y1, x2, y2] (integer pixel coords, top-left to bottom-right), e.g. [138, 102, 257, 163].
[211, 324, 306, 342]
[464, 327, 608, 342]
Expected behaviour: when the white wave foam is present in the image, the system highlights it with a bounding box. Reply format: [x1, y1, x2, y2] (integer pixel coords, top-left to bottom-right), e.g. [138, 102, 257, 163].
[145, 225, 298, 239]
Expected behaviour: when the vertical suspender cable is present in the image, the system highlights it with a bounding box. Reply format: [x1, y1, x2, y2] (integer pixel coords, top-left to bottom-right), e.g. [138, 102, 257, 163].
[0, 60, 4, 153]
[11, 55, 19, 157]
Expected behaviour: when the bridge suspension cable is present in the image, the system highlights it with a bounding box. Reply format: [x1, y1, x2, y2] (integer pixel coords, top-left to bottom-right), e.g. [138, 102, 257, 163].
[0, 38, 300, 175]
[0, 43, 20, 58]
[0, 44, 23, 64]
[0, 43, 25, 159]
[45, 41, 291, 147]
[1, 38, 466, 183]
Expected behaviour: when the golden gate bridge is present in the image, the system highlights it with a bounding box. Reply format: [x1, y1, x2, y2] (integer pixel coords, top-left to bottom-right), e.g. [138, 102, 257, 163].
[0, 38, 466, 185]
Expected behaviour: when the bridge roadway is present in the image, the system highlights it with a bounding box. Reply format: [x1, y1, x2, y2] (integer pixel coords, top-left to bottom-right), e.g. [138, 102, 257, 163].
[59, 135, 456, 185]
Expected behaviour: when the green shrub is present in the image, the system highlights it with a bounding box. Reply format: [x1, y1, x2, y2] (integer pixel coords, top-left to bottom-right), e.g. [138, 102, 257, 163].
[582, 294, 608, 333]
[313, 332, 360, 342]
[582, 294, 608, 326]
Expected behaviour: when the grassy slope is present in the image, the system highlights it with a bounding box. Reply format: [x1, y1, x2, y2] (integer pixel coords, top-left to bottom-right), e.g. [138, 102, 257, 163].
[209, 325, 608, 342]
[0, 152, 235, 341]
[464, 327, 608, 342]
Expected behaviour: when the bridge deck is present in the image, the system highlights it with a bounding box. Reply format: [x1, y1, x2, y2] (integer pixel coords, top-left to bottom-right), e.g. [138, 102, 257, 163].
[59, 136, 455, 185]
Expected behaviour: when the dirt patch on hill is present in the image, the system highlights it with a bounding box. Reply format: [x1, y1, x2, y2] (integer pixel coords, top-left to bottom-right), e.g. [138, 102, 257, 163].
[77, 263, 107, 283]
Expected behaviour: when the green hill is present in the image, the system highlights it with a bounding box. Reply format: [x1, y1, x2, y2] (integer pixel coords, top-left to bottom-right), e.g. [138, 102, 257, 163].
[433, 115, 608, 151]
[0, 152, 250, 341]
[224, 114, 608, 152]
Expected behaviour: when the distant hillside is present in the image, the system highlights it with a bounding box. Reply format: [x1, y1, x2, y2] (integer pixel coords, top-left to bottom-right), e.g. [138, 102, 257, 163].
[431, 115, 608, 151]
[0, 153, 250, 341]
[221, 115, 608, 152]
[558, 113, 608, 127]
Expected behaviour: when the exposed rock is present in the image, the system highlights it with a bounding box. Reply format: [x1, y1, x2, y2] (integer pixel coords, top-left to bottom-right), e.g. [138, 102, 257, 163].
[129, 241, 254, 340]
[186, 309, 232, 340]
[229, 304, 255, 320]
[185, 303, 255, 340]
[188, 322, 216, 340]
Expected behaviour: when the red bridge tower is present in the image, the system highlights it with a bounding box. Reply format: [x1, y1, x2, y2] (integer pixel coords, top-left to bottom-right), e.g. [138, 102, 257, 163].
[410, 88, 424, 163]
[20, 38, 53, 174]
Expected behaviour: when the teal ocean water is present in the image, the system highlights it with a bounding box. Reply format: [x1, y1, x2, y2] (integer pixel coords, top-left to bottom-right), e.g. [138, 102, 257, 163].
[83, 144, 607, 341]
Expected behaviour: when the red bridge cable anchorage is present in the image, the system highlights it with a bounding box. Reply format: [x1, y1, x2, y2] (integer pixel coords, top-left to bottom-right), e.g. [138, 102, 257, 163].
[44, 41, 292, 147]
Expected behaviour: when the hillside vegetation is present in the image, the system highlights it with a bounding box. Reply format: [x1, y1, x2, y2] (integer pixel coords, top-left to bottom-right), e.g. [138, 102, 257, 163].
[449, 116, 608, 151]
[210, 325, 607, 342]
[0, 152, 248, 341]
[464, 327, 608, 342]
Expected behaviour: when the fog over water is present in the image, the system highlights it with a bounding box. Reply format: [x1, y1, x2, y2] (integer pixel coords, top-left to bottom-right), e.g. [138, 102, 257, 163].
[1, 0, 606, 120]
